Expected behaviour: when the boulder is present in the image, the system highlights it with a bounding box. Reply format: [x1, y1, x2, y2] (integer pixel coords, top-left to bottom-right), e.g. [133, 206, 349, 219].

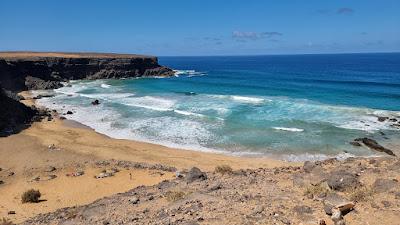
[323, 193, 349, 215]
[186, 167, 207, 183]
[377, 116, 388, 122]
[372, 178, 398, 193]
[66, 111, 73, 115]
[327, 170, 360, 191]
[91, 99, 100, 105]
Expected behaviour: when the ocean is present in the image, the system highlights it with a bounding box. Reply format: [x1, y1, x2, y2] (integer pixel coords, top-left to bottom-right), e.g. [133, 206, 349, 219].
[36, 53, 400, 161]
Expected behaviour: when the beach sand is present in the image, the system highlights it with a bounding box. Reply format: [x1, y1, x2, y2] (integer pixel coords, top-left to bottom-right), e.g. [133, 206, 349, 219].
[0, 92, 296, 222]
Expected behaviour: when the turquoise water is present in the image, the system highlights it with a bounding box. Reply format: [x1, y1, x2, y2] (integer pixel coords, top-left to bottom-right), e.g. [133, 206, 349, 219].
[36, 53, 400, 160]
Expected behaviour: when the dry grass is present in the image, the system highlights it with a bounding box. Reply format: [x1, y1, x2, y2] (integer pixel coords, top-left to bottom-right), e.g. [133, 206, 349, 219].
[21, 189, 41, 203]
[215, 165, 233, 175]
[0, 218, 15, 225]
[348, 186, 374, 202]
[165, 190, 187, 202]
[303, 183, 332, 198]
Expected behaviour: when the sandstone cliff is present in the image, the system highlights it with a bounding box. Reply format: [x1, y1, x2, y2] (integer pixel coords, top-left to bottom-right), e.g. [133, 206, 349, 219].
[0, 52, 174, 91]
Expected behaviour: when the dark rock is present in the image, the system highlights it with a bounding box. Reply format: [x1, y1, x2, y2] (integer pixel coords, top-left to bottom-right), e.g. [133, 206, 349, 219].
[327, 170, 361, 191]
[186, 167, 207, 183]
[354, 137, 396, 156]
[59, 116, 66, 120]
[303, 161, 317, 173]
[0, 180, 4, 185]
[389, 118, 397, 122]
[91, 99, 100, 105]
[25, 76, 63, 90]
[8, 211, 16, 215]
[66, 111, 73, 115]
[372, 178, 398, 193]
[129, 197, 139, 204]
[0, 85, 37, 137]
[44, 166, 56, 172]
[377, 116, 388, 122]
[349, 141, 361, 147]
[381, 201, 391, 208]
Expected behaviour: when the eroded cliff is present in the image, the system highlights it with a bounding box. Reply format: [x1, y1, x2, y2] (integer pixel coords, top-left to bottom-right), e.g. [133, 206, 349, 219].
[0, 52, 174, 91]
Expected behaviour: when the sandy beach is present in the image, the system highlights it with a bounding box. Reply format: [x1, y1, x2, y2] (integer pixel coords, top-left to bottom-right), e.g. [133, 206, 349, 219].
[0, 91, 297, 223]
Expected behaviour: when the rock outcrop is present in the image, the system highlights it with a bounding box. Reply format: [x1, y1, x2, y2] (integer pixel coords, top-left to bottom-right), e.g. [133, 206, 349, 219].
[0, 52, 174, 136]
[0, 84, 37, 136]
[0, 52, 174, 91]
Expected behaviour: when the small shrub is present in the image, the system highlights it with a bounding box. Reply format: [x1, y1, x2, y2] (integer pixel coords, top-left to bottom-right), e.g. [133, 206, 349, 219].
[348, 186, 374, 202]
[165, 191, 186, 202]
[21, 189, 41, 203]
[215, 165, 233, 175]
[1, 218, 15, 225]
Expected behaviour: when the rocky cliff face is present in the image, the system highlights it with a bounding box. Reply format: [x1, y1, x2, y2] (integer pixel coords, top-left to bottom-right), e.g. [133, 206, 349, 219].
[0, 52, 174, 91]
[0, 84, 37, 136]
[0, 52, 174, 135]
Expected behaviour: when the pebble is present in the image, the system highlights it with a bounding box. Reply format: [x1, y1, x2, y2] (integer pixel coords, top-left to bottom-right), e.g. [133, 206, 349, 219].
[129, 197, 140, 204]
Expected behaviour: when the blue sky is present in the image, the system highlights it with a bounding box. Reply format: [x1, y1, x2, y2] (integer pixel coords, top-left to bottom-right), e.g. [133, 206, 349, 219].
[0, 0, 399, 56]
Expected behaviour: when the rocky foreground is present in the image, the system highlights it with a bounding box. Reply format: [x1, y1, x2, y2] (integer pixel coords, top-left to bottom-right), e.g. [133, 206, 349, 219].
[22, 157, 400, 225]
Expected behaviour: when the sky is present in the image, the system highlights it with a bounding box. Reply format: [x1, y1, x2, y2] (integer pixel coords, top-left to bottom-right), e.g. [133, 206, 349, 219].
[0, 0, 399, 56]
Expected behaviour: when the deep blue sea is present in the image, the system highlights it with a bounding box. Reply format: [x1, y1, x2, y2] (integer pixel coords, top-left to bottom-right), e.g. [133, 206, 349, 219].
[36, 53, 400, 161]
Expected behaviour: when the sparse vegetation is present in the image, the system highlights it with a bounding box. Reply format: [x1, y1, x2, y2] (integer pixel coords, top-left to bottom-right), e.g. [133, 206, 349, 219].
[1, 218, 15, 225]
[348, 186, 374, 202]
[165, 190, 187, 202]
[303, 183, 332, 198]
[215, 165, 233, 175]
[21, 189, 41, 203]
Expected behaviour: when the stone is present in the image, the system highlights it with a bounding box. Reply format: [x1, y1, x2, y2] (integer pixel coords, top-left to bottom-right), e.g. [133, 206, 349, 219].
[349, 141, 361, 147]
[327, 170, 360, 191]
[95, 172, 113, 179]
[372, 178, 398, 193]
[91, 99, 100, 105]
[59, 116, 67, 120]
[354, 137, 396, 156]
[66, 111, 73, 115]
[44, 166, 56, 172]
[323, 193, 349, 215]
[8, 211, 16, 215]
[186, 167, 207, 183]
[252, 205, 264, 214]
[336, 202, 355, 215]
[303, 161, 317, 173]
[377, 116, 388, 122]
[129, 197, 140, 204]
[381, 201, 391, 208]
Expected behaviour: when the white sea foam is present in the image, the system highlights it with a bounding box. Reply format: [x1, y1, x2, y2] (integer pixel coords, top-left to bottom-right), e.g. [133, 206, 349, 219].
[273, 127, 304, 132]
[118, 96, 176, 111]
[101, 83, 111, 88]
[231, 95, 265, 104]
[174, 70, 206, 77]
[174, 110, 205, 117]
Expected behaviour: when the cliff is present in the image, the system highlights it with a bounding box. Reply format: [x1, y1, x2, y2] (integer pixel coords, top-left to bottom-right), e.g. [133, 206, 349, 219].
[0, 84, 37, 136]
[0, 52, 174, 91]
[0, 51, 174, 136]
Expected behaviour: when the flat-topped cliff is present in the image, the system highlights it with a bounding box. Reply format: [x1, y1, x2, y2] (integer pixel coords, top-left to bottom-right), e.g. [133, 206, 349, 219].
[0, 51, 174, 91]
